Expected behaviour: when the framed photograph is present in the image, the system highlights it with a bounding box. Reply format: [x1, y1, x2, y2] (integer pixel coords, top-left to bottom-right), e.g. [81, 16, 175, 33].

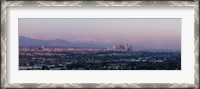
[1, 0, 199, 89]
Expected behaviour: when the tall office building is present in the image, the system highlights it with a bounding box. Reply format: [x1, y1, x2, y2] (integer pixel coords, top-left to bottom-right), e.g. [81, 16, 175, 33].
[125, 44, 128, 51]
[112, 45, 116, 50]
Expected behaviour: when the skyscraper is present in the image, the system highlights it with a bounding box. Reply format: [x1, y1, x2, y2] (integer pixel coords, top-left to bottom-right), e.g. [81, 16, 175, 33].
[125, 44, 128, 51]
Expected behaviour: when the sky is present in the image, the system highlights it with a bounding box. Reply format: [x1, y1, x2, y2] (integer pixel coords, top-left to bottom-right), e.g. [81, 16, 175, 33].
[19, 18, 181, 50]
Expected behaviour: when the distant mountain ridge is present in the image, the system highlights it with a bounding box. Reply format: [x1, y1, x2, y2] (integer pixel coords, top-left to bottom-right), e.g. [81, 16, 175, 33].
[19, 36, 110, 48]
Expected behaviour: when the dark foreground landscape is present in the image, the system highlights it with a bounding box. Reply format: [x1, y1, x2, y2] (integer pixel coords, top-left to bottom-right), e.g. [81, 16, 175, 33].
[19, 46, 181, 70]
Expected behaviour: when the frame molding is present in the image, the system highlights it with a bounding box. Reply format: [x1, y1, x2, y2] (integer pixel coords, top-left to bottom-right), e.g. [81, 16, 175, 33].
[1, 1, 199, 89]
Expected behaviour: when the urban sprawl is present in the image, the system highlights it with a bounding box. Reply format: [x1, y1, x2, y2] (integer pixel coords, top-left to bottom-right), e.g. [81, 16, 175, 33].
[19, 44, 181, 70]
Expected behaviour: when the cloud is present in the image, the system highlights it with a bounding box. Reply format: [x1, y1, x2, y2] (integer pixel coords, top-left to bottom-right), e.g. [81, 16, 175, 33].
[70, 38, 97, 42]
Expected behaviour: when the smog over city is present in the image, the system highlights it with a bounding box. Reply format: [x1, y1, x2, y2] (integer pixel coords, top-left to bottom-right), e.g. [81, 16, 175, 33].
[19, 18, 181, 70]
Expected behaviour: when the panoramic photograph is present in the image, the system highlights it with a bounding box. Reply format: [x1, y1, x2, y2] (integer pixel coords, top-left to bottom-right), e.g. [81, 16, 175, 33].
[19, 18, 181, 70]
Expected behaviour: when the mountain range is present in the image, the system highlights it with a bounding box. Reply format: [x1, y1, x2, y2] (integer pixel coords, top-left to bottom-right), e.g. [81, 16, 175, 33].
[19, 36, 111, 48]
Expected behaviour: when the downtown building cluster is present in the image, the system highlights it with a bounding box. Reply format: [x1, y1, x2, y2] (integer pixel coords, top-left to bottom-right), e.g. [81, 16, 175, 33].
[19, 44, 181, 70]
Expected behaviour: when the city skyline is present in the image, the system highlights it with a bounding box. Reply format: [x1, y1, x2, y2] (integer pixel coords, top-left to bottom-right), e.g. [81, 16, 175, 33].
[19, 18, 181, 50]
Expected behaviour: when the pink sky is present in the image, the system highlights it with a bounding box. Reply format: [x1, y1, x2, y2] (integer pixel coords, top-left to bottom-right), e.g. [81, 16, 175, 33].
[19, 18, 181, 50]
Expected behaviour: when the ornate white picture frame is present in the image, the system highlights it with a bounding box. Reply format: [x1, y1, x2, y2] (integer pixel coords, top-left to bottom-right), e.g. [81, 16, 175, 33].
[1, 1, 199, 89]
